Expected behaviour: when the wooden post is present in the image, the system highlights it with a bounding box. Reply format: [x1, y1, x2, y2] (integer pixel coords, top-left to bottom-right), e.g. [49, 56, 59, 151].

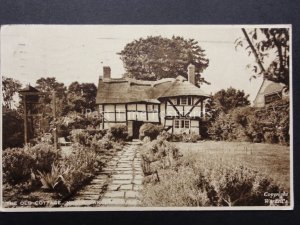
[201, 99, 204, 118]
[52, 91, 57, 150]
[102, 105, 105, 129]
[146, 103, 148, 121]
[158, 104, 161, 124]
[114, 104, 117, 122]
[23, 94, 28, 144]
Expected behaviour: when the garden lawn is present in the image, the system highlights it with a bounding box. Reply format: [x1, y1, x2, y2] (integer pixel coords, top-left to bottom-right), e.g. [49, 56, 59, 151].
[174, 141, 290, 190]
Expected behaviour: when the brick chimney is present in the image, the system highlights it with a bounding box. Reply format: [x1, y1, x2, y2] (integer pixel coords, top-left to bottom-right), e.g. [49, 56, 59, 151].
[103, 66, 111, 80]
[188, 63, 196, 85]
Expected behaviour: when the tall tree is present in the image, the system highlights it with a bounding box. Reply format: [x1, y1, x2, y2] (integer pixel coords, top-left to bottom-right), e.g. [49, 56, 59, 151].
[2, 76, 22, 109]
[3, 109, 24, 149]
[237, 28, 289, 87]
[67, 82, 84, 112]
[212, 87, 250, 114]
[2, 76, 24, 148]
[81, 83, 97, 111]
[119, 36, 209, 85]
[67, 82, 97, 113]
[35, 77, 67, 99]
[35, 77, 67, 116]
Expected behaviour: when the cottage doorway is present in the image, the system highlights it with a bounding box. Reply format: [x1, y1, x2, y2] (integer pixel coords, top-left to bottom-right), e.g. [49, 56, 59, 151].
[132, 121, 143, 139]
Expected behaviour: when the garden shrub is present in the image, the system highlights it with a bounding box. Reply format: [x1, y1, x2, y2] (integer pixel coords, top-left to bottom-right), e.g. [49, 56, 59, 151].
[139, 123, 163, 140]
[3, 121, 126, 201]
[142, 167, 210, 206]
[69, 129, 89, 146]
[264, 131, 278, 144]
[208, 100, 290, 145]
[62, 146, 97, 195]
[142, 136, 151, 143]
[193, 160, 286, 206]
[87, 129, 107, 138]
[92, 134, 113, 152]
[3, 144, 60, 193]
[182, 132, 201, 143]
[3, 148, 35, 184]
[37, 163, 71, 197]
[158, 131, 172, 141]
[140, 138, 181, 178]
[171, 133, 183, 142]
[36, 145, 98, 198]
[109, 124, 128, 141]
[160, 132, 200, 143]
[57, 112, 101, 135]
[28, 143, 59, 173]
[141, 152, 288, 206]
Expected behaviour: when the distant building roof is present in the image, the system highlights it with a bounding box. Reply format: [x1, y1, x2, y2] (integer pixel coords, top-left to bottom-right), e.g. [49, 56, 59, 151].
[253, 79, 286, 107]
[263, 82, 285, 95]
[19, 85, 40, 93]
[96, 76, 209, 104]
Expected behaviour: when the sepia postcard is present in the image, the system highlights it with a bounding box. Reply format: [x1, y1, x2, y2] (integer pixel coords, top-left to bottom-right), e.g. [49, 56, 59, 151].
[0, 25, 293, 211]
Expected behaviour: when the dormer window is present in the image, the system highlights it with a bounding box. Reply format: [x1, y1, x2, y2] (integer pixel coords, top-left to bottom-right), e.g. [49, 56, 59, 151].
[176, 97, 192, 105]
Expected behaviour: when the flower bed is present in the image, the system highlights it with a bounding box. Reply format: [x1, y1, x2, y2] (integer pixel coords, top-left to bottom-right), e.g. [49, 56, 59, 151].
[140, 135, 289, 207]
[2, 125, 128, 207]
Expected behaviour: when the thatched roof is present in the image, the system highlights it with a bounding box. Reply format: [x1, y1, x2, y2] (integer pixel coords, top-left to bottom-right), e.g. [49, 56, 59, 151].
[158, 77, 210, 99]
[96, 76, 209, 104]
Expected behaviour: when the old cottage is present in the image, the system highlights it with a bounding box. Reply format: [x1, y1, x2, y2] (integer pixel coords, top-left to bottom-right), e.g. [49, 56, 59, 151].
[96, 64, 210, 138]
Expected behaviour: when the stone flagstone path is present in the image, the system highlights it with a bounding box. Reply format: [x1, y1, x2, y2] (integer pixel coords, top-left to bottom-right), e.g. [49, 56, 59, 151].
[63, 140, 143, 207]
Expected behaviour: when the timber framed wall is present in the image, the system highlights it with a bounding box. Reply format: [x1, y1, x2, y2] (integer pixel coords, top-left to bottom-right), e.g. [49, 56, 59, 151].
[99, 96, 208, 135]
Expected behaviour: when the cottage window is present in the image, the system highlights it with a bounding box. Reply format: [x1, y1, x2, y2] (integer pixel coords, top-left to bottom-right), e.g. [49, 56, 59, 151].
[188, 97, 192, 105]
[174, 120, 180, 128]
[174, 119, 190, 129]
[179, 97, 192, 105]
[181, 120, 185, 128]
[147, 104, 153, 112]
[184, 120, 190, 128]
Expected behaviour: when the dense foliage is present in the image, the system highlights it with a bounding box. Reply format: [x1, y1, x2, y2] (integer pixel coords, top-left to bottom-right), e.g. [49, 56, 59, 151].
[141, 143, 288, 206]
[2, 122, 129, 205]
[65, 82, 97, 113]
[140, 134, 182, 183]
[211, 87, 250, 114]
[208, 99, 289, 145]
[109, 124, 129, 141]
[2, 109, 24, 149]
[119, 36, 209, 85]
[3, 143, 58, 185]
[172, 132, 201, 143]
[3, 148, 36, 185]
[139, 123, 163, 140]
[2, 74, 100, 150]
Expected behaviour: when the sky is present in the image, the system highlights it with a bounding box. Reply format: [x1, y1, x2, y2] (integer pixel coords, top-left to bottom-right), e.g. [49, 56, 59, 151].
[1, 25, 272, 104]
